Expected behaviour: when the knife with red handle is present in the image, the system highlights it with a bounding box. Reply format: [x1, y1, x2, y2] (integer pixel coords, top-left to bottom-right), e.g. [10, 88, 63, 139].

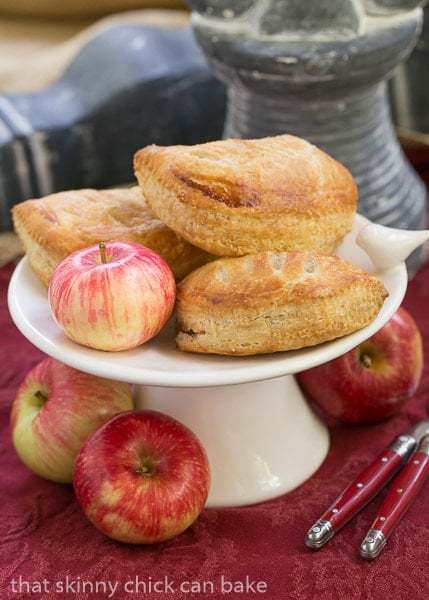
[305, 421, 429, 550]
[360, 433, 429, 559]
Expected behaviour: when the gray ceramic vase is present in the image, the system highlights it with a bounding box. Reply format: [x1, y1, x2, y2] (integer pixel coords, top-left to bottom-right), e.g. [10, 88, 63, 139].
[189, 0, 428, 270]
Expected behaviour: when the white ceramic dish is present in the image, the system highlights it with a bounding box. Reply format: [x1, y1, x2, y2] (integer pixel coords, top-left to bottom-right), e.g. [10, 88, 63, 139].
[8, 214, 409, 507]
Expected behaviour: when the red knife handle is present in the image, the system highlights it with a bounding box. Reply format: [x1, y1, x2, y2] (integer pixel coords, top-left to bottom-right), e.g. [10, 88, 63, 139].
[321, 448, 403, 529]
[360, 435, 429, 559]
[306, 433, 416, 549]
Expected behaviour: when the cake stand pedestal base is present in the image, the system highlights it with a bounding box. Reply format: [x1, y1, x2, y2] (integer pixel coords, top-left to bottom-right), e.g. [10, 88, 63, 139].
[135, 375, 329, 508]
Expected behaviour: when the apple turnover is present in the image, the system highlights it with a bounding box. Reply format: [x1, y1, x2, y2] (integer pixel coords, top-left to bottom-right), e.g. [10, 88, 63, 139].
[12, 186, 212, 285]
[176, 252, 388, 356]
[134, 134, 357, 257]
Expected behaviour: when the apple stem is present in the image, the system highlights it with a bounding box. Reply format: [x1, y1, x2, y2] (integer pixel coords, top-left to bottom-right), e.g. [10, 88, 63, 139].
[136, 464, 153, 476]
[99, 242, 107, 264]
[135, 457, 156, 476]
[35, 390, 47, 404]
[361, 354, 372, 369]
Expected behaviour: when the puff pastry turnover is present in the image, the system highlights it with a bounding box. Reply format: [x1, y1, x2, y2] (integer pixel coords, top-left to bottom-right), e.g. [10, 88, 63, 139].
[12, 186, 212, 285]
[176, 252, 388, 356]
[134, 134, 358, 257]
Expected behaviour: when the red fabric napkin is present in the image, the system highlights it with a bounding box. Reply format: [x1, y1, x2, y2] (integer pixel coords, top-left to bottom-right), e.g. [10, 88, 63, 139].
[1, 260, 429, 600]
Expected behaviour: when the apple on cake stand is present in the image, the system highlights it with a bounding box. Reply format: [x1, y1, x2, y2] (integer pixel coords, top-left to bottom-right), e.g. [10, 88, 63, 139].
[9, 215, 427, 508]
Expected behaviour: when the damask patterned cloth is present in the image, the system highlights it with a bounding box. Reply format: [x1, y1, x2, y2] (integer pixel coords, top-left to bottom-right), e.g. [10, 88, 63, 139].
[1, 259, 428, 600]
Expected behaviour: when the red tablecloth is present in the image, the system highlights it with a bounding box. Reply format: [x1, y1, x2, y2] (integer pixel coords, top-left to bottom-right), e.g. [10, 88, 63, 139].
[1, 260, 429, 600]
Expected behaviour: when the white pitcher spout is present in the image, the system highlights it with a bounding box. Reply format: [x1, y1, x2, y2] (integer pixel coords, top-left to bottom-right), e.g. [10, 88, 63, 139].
[356, 223, 429, 270]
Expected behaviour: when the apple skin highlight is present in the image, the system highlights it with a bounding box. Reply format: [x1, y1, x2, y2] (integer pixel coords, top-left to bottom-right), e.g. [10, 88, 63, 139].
[11, 358, 133, 483]
[297, 307, 423, 424]
[48, 242, 176, 351]
[73, 410, 210, 544]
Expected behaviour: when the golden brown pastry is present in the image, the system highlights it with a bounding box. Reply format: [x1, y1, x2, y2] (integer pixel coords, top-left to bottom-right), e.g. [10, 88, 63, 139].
[12, 186, 212, 285]
[176, 252, 388, 356]
[134, 134, 358, 257]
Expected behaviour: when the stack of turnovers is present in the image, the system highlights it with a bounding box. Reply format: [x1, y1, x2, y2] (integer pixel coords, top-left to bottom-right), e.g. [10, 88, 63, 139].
[12, 187, 212, 284]
[135, 134, 387, 355]
[12, 133, 388, 357]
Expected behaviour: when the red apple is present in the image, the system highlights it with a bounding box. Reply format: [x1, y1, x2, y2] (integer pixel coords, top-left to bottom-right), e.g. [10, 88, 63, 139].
[11, 358, 133, 482]
[48, 241, 176, 351]
[297, 307, 423, 424]
[73, 410, 210, 544]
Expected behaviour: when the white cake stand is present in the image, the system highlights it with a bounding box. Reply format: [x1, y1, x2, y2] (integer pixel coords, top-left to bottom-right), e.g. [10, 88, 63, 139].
[8, 215, 410, 508]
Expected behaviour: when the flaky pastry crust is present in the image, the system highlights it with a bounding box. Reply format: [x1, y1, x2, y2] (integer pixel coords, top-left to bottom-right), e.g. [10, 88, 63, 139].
[12, 186, 212, 285]
[134, 134, 358, 256]
[176, 252, 388, 356]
